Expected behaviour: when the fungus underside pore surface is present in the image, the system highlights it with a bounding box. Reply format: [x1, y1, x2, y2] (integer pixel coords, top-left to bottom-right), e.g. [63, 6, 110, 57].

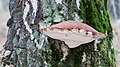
[40, 21, 106, 48]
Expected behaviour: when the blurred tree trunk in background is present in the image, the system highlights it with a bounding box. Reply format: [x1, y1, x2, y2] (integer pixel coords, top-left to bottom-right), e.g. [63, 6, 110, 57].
[108, 0, 120, 20]
[2, 0, 116, 67]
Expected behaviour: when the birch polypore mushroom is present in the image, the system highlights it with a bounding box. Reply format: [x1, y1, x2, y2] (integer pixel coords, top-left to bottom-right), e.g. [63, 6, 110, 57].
[40, 21, 105, 48]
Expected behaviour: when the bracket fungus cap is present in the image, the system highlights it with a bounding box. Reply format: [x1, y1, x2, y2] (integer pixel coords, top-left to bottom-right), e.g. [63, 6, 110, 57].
[40, 21, 105, 48]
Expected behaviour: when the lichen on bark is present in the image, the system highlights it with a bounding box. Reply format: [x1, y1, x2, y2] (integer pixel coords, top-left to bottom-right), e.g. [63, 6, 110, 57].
[2, 0, 116, 67]
[2, 0, 43, 67]
[43, 0, 116, 67]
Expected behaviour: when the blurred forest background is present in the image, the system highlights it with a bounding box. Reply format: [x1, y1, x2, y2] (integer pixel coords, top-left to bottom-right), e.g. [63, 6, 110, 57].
[0, 0, 9, 50]
[0, 0, 120, 66]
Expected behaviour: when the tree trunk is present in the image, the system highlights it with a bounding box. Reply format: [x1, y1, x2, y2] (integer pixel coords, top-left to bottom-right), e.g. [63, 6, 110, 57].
[2, 0, 116, 67]
[2, 0, 43, 67]
[43, 0, 116, 67]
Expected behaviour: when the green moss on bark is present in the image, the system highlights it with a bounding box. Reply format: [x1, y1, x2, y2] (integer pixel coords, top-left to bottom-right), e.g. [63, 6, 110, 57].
[43, 0, 116, 67]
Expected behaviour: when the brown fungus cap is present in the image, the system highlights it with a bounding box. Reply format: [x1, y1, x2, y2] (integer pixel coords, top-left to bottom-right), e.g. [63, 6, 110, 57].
[40, 21, 106, 48]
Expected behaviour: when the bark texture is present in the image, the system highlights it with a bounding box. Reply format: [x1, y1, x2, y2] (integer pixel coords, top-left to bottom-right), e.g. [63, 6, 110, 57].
[43, 0, 116, 67]
[2, 0, 116, 67]
[2, 0, 43, 67]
